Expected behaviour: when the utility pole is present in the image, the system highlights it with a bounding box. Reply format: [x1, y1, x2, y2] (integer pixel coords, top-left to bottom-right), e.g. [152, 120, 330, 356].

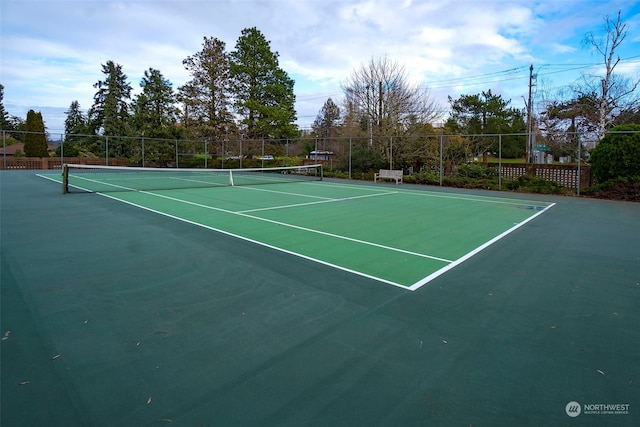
[526, 64, 534, 163]
[366, 85, 372, 147]
[378, 80, 383, 131]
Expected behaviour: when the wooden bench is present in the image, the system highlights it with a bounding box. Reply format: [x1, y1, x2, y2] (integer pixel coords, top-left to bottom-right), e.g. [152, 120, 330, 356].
[374, 169, 403, 184]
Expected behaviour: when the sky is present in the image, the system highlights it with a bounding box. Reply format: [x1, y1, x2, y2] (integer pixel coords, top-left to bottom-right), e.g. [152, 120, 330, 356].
[1, 0, 640, 135]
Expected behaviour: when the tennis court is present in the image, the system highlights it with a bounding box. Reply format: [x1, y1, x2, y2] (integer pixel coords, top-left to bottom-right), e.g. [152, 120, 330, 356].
[40, 165, 553, 290]
[2, 169, 639, 426]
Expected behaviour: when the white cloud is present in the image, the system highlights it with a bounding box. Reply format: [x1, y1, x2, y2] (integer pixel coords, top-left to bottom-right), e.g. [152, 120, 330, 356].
[548, 43, 578, 54]
[2, 0, 639, 131]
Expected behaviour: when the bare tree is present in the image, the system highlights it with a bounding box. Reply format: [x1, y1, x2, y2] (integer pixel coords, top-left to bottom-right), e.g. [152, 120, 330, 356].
[579, 10, 639, 141]
[341, 56, 439, 141]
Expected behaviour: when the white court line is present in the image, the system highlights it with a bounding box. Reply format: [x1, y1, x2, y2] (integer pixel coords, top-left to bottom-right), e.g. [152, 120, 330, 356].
[407, 202, 556, 291]
[90, 191, 412, 290]
[138, 190, 454, 264]
[38, 173, 554, 290]
[37, 173, 138, 192]
[133, 188, 554, 290]
[307, 180, 550, 207]
[236, 185, 337, 200]
[237, 191, 398, 213]
[168, 176, 227, 186]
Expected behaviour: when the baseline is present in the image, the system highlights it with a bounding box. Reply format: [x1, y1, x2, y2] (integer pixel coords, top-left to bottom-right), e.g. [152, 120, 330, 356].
[407, 202, 556, 291]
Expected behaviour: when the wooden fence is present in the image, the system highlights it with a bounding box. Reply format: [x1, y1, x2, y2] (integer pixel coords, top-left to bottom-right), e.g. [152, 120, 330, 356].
[489, 163, 592, 191]
[1, 157, 129, 170]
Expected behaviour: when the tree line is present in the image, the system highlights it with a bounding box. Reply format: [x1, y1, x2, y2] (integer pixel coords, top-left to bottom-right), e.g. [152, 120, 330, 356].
[1, 27, 297, 154]
[1, 11, 638, 171]
[309, 10, 638, 169]
[80, 27, 297, 145]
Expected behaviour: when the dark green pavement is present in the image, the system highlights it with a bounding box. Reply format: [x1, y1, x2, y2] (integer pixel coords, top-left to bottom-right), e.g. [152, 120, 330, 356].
[1, 171, 638, 426]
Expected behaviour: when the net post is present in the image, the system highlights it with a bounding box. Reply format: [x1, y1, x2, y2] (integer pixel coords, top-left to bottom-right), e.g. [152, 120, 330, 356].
[319, 164, 323, 180]
[229, 169, 235, 186]
[62, 163, 69, 194]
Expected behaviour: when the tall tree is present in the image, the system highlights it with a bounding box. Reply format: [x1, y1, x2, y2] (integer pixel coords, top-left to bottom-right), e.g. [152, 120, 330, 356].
[131, 68, 179, 138]
[24, 109, 48, 157]
[0, 83, 9, 130]
[312, 98, 341, 139]
[64, 100, 87, 135]
[341, 56, 439, 139]
[229, 27, 298, 139]
[180, 37, 233, 139]
[0, 84, 23, 142]
[579, 10, 639, 141]
[447, 90, 526, 158]
[88, 60, 132, 137]
[540, 93, 599, 156]
[341, 56, 440, 170]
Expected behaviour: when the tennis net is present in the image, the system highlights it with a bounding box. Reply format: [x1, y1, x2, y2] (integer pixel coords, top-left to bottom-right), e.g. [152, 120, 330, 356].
[62, 164, 323, 193]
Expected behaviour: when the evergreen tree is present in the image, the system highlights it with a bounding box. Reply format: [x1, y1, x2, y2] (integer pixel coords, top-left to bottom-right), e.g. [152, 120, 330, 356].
[131, 68, 179, 138]
[590, 124, 640, 181]
[312, 98, 341, 139]
[24, 109, 48, 157]
[0, 83, 9, 130]
[229, 27, 297, 139]
[64, 100, 87, 135]
[180, 37, 233, 139]
[448, 90, 525, 158]
[88, 60, 132, 137]
[541, 93, 599, 157]
[60, 101, 89, 156]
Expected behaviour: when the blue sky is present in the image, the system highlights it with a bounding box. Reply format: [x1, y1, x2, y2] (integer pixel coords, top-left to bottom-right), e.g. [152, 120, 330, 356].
[1, 0, 639, 134]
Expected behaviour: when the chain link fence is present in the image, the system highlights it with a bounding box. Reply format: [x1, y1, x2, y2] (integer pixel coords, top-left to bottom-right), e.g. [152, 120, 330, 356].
[2, 130, 608, 193]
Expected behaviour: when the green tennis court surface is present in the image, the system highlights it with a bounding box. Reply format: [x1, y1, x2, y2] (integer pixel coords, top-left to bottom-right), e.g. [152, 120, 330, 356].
[3, 170, 638, 426]
[38, 169, 554, 290]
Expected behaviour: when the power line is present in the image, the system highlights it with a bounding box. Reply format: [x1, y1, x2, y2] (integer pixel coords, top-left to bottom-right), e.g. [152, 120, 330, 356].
[295, 56, 640, 99]
[422, 66, 528, 86]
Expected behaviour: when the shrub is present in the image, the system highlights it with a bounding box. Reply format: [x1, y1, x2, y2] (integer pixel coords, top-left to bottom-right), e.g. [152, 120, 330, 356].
[582, 177, 640, 201]
[589, 124, 640, 182]
[340, 146, 386, 173]
[403, 171, 440, 185]
[455, 164, 498, 178]
[506, 175, 564, 194]
[323, 170, 350, 179]
[55, 143, 81, 157]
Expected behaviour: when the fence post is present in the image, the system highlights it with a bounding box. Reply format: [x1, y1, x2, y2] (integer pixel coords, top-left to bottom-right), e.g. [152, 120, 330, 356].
[526, 163, 535, 177]
[285, 138, 289, 167]
[439, 135, 443, 186]
[577, 134, 581, 196]
[3, 130, 6, 170]
[349, 138, 352, 179]
[57, 133, 63, 165]
[498, 134, 502, 191]
[204, 139, 208, 169]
